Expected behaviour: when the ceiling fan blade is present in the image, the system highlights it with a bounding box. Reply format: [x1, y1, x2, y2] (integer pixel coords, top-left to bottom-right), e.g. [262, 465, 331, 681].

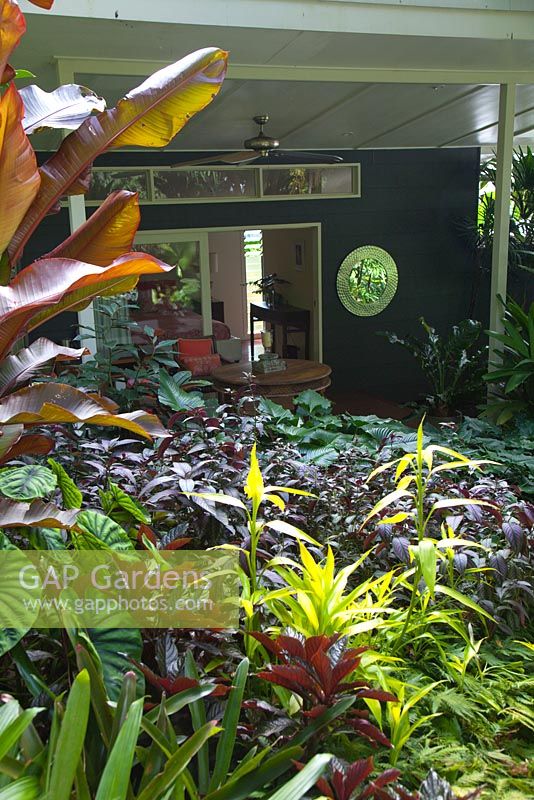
[264, 150, 344, 164]
[171, 151, 257, 168]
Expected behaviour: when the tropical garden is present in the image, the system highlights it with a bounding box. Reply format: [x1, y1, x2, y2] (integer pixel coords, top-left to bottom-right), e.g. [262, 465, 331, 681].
[0, 2, 532, 799]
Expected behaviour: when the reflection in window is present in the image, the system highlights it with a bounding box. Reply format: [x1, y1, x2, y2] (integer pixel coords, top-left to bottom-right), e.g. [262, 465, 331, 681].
[348, 258, 388, 304]
[262, 166, 353, 196]
[153, 169, 256, 199]
[132, 241, 201, 315]
[86, 170, 149, 201]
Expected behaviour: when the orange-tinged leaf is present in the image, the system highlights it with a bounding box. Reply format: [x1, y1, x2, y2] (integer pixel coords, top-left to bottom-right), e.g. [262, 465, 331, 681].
[0, 337, 86, 396]
[9, 48, 228, 263]
[0, 422, 22, 458]
[0, 84, 40, 257]
[0, 432, 53, 464]
[0, 499, 77, 529]
[45, 190, 140, 266]
[0, 1, 26, 81]
[0, 252, 173, 359]
[27, 0, 54, 8]
[0, 383, 168, 439]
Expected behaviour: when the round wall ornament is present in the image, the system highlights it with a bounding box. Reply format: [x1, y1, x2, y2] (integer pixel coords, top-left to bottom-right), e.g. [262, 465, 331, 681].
[336, 245, 398, 317]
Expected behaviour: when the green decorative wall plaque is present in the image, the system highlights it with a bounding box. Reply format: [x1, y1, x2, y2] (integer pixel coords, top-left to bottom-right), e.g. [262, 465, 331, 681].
[336, 245, 398, 317]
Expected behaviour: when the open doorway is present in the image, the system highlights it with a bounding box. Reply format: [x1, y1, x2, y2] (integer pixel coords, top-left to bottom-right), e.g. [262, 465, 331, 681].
[207, 224, 321, 363]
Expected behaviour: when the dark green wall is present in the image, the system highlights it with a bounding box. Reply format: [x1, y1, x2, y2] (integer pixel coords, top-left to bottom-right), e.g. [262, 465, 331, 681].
[30, 148, 482, 402]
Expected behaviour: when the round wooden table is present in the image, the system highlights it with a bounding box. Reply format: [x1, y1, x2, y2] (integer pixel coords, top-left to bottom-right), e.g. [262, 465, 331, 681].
[211, 359, 332, 408]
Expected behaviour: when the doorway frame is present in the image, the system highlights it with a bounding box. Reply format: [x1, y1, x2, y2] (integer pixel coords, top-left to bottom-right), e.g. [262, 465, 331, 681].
[136, 222, 323, 361]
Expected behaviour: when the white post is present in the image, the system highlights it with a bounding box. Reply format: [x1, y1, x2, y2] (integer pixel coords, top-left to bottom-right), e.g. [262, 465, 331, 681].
[67, 195, 98, 357]
[199, 232, 213, 337]
[56, 59, 97, 358]
[488, 82, 516, 371]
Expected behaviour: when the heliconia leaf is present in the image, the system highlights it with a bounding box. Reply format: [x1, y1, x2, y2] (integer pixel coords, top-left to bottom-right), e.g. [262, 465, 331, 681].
[0, 498, 77, 528]
[0, 337, 85, 396]
[44, 190, 140, 266]
[0, 252, 173, 360]
[0, 383, 168, 439]
[20, 83, 106, 134]
[9, 48, 228, 263]
[0, 1, 26, 83]
[264, 519, 320, 546]
[359, 488, 413, 531]
[0, 84, 40, 258]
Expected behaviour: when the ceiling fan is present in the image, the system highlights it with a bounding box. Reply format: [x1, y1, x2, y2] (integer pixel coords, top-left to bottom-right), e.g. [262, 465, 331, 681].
[171, 115, 343, 167]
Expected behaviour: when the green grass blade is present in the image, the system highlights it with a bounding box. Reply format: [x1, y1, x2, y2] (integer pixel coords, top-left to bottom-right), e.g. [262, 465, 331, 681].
[46, 669, 91, 800]
[208, 658, 249, 792]
[184, 650, 210, 794]
[204, 745, 304, 800]
[137, 722, 220, 800]
[95, 697, 144, 800]
[266, 753, 332, 800]
[0, 777, 41, 800]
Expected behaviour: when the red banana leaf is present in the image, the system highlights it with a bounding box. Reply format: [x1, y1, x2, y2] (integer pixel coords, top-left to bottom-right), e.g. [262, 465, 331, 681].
[0, 432, 53, 464]
[27, 0, 54, 8]
[0, 1, 26, 81]
[0, 84, 40, 257]
[20, 83, 106, 134]
[9, 47, 228, 263]
[0, 383, 168, 439]
[0, 422, 23, 458]
[0, 498, 77, 528]
[0, 337, 86, 396]
[0, 251, 173, 360]
[44, 190, 140, 266]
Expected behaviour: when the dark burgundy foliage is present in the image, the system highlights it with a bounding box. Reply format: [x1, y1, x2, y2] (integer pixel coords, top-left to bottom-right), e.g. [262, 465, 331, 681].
[253, 632, 396, 747]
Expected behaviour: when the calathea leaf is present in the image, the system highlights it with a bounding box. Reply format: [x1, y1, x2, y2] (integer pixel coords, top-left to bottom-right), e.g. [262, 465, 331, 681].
[0, 464, 57, 500]
[75, 510, 133, 550]
[20, 83, 106, 134]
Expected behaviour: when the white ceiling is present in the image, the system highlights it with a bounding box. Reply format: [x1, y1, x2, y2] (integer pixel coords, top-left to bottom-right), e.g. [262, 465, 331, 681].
[15, 11, 534, 152]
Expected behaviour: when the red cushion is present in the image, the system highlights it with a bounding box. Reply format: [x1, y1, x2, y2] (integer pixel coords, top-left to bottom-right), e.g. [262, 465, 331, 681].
[180, 353, 221, 377]
[178, 337, 213, 356]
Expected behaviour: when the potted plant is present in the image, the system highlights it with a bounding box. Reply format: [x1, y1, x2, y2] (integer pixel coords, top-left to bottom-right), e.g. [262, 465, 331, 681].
[249, 273, 290, 307]
[379, 317, 487, 422]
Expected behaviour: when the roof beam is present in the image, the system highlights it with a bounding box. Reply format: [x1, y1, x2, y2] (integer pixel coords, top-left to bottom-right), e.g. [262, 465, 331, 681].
[54, 57, 534, 86]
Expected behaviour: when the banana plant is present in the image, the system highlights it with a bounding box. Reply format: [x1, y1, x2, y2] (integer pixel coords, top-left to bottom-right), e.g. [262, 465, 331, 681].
[0, 0, 228, 463]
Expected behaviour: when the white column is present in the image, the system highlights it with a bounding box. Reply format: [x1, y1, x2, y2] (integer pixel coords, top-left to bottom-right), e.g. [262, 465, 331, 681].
[67, 195, 98, 358]
[488, 82, 516, 370]
[56, 59, 97, 358]
[199, 232, 213, 337]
